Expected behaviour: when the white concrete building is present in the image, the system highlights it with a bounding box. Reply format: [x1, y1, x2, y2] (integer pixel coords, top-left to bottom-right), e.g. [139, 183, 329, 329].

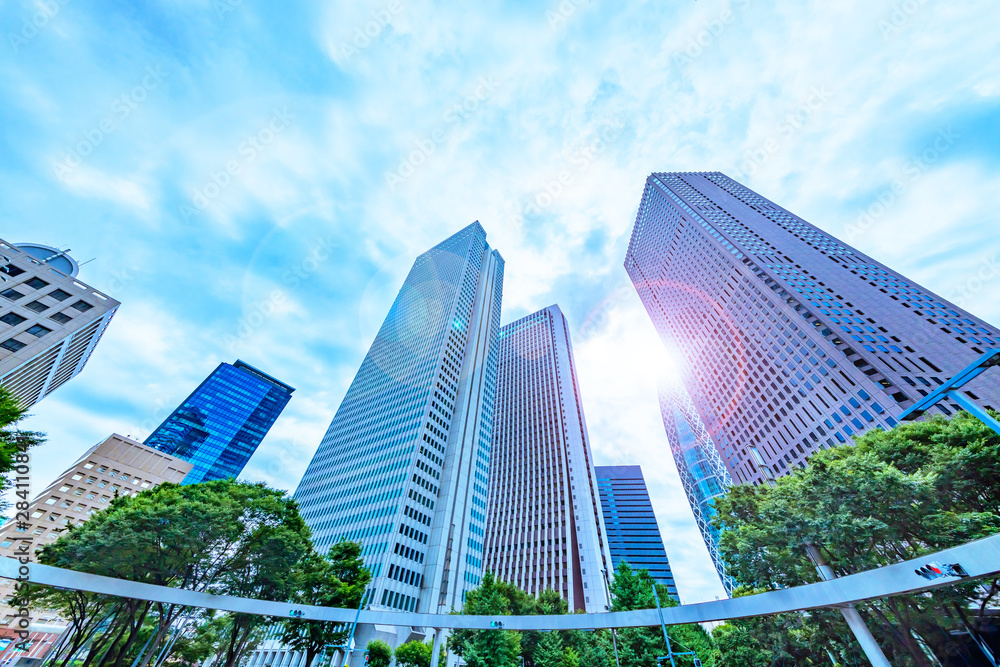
[0, 240, 118, 409]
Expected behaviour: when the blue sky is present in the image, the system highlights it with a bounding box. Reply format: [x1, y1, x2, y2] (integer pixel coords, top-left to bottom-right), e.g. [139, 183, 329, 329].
[3, 0, 999, 604]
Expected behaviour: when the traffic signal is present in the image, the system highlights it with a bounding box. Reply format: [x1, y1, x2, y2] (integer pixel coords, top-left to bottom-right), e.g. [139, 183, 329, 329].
[914, 562, 968, 581]
[914, 563, 945, 580]
[693, 659, 703, 667]
[489, 620, 504, 629]
[289, 609, 305, 618]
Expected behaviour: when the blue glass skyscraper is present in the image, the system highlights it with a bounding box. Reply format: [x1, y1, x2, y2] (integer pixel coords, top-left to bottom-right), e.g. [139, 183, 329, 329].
[293, 222, 503, 663]
[658, 378, 734, 595]
[595, 465, 678, 600]
[144, 360, 294, 485]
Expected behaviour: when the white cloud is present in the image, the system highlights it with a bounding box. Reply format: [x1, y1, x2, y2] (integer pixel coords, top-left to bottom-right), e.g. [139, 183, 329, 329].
[4, 0, 999, 605]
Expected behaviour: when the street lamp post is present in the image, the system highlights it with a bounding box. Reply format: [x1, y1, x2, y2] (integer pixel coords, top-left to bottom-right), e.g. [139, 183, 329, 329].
[600, 569, 621, 667]
[803, 544, 891, 667]
[651, 584, 701, 667]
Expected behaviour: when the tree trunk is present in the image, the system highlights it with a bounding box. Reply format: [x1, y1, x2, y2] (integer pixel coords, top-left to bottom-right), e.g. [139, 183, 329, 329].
[222, 615, 244, 667]
[885, 599, 933, 667]
[82, 607, 134, 667]
[135, 604, 184, 667]
[108, 602, 150, 667]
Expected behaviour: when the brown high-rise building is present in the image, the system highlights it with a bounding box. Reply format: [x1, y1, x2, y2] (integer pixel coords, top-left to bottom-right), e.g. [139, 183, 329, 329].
[484, 305, 611, 612]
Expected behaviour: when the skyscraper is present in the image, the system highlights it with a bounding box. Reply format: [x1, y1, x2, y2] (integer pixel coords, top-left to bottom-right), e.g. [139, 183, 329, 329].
[625, 171, 1000, 487]
[293, 222, 503, 658]
[657, 379, 734, 595]
[595, 465, 677, 600]
[484, 305, 611, 613]
[0, 240, 119, 409]
[144, 360, 294, 485]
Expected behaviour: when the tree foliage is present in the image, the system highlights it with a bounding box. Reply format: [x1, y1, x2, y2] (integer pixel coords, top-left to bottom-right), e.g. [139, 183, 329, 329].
[394, 639, 445, 667]
[279, 541, 371, 667]
[713, 411, 1000, 666]
[0, 386, 44, 507]
[448, 573, 521, 667]
[452, 565, 713, 667]
[37, 479, 312, 667]
[606, 561, 714, 667]
[367, 639, 393, 667]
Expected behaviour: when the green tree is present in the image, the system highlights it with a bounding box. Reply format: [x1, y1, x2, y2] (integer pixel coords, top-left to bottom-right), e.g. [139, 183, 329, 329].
[38, 479, 311, 667]
[560, 647, 579, 667]
[576, 631, 614, 667]
[367, 639, 393, 667]
[279, 541, 371, 667]
[448, 573, 521, 667]
[0, 385, 44, 507]
[534, 631, 564, 667]
[713, 411, 1000, 666]
[168, 613, 231, 667]
[608, 561, 714, 667]
[710, 593, 855, 667]
[394, 639, 446, 667]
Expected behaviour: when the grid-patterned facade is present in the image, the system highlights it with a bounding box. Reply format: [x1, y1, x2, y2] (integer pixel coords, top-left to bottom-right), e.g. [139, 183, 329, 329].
[484, 305, 611, 613]
[625, 172, 1000, 486]
[293, 222, 504, 636]
[657, 379, 734, 595]
[144, 360, 294, 485]
[0, 240, 118, 409]
[595, 465, 677, 599]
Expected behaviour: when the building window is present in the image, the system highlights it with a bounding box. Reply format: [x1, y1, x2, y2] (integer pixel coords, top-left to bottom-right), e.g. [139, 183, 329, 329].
[25, 277, 48, 290]
[71, 300, 93, 312]
[44, 497, 58, 505]
[0, 312, 26, 326]
[24, 301, 48, 313]
[48, 288, 71, 301]
[26, 324, 51, 337]
[0, 338, 25, 352]
[50, 312, 72, 324]
[0, 265, 25, 277]
[0, 288, 25, 301]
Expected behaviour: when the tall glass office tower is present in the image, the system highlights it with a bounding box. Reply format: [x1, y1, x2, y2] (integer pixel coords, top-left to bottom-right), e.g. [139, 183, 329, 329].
[144, 360, 294, 485]
[595, 465, 677, 600]
[484, 305, 611, 613]
[293, 222, 503, 657]
[657, 378, 734, 595]
[625, 171, 1000, 487]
